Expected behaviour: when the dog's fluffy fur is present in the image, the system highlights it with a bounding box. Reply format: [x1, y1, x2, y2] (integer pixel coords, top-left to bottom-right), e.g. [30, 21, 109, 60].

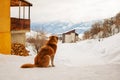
[21, 36, 58, 68]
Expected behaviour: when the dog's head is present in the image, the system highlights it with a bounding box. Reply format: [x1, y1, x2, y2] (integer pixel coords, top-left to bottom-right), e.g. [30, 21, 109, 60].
[49, 36, 58, 43]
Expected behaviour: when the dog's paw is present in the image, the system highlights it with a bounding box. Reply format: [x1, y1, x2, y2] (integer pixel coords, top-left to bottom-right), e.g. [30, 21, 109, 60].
[52, 65, 55, 67]
[48, 65, 52, 67]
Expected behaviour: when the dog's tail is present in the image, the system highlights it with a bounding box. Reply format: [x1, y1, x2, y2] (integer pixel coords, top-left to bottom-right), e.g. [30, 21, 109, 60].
[21, 63, 37, 68]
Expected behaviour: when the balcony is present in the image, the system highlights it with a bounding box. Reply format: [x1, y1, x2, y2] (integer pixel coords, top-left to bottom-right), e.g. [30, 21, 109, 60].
[11, 17, 30, 31]
[10, 0, 32, 32]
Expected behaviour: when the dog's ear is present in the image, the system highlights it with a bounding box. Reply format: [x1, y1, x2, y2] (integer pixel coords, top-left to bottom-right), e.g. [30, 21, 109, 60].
[49, 36, 52, 39]
[56, 36, 58, 40]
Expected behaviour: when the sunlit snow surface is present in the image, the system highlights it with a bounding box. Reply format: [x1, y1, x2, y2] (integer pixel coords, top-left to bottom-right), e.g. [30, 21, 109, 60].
[0, 33, 120, 80]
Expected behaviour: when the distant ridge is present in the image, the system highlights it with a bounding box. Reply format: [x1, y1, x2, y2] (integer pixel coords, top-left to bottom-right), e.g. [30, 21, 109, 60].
[31, 20, 101, 34]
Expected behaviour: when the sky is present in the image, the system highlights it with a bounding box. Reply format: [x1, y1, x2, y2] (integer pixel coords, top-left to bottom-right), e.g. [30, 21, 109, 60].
[11, 0, 120, 23]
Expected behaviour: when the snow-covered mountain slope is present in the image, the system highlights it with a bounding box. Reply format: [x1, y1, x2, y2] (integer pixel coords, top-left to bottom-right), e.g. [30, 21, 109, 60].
[31, 20, 98, 34]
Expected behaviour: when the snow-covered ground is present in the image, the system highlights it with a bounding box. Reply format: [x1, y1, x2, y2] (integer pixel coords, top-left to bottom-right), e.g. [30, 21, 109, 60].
[0, 33, 120, 80]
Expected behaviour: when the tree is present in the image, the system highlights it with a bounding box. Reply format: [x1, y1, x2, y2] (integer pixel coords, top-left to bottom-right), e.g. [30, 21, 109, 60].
[90, 22, 102, 38]
[102, 19, 113, 37]
[83, 30, 91, 39]
[115, 12, 120, 32]
[26, 30, 47, 53]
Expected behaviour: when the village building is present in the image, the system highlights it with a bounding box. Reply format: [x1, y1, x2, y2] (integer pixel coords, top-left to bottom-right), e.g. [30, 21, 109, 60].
[11, 0, 32, 45]
[62, 29, 79, 43]
[0, 0, 32, 54]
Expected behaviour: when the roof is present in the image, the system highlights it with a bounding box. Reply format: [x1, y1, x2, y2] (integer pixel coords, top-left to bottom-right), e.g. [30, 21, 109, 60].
[63, 29, 78, 35]
[11, 0, 32, 7]
[63, 29, 75, 34]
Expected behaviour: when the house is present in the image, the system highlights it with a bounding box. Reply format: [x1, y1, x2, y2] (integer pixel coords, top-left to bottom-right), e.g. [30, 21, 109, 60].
[62, 29, 79, 43]
[0, 0, 32, 54]
[11, 0, 32, 45]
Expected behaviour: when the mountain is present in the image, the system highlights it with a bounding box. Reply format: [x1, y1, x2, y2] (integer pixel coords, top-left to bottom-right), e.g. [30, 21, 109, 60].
[31, 20, 100, 34]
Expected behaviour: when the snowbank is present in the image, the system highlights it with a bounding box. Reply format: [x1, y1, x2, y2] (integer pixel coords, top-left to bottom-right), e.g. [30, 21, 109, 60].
[56, 32, 120, 66]
[100, 32, 120, 63]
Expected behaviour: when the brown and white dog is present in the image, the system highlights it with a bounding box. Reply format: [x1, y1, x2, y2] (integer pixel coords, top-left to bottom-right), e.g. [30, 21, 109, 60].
[21, 36, 58, 68]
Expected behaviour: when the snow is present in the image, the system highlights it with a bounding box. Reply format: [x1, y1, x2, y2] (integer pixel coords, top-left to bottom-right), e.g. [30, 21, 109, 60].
[0, 33, 120, 80]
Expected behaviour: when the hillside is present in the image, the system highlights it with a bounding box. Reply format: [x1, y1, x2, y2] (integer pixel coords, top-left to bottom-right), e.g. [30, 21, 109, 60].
[31, 20, 99, 34]
[83, 12, 120, 40]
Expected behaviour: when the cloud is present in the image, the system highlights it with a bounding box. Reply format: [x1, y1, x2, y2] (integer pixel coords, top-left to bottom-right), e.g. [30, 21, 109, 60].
[28, 0, 120, 23]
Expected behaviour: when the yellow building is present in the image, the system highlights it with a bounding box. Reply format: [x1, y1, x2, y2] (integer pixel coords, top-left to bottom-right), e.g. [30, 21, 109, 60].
[0, 0, 11, 54]
[0, 0, 32, 54]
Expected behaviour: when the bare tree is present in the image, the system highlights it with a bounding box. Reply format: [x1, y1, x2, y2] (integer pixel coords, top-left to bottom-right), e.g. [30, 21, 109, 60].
[115, 12, 120, 32]
[90, 22, 102, 38]
[83, 30, 91, 39]
[103, 19, 113, 37]
[26, 29, 47, 53]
